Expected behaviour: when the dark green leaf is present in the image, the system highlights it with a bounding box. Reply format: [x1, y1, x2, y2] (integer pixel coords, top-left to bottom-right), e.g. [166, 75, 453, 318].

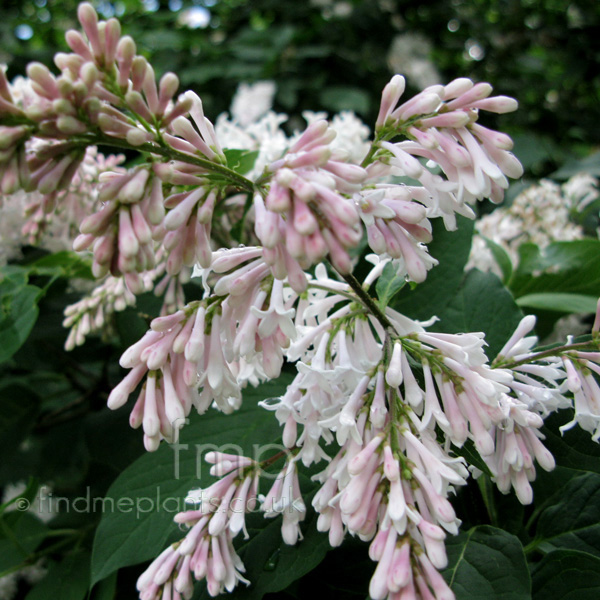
[551, 151, 600, 180]
[0, 383, 40, 459]
[430, 269, 523, 360]
[509, 240, 600, 299]
[0, 265, 28, 286]
[178, 64, 226, 86]
[539, 411, 600, 474]
[375, 263, 406, 308]
[293, 45, 331, 59]
[516, 292, 599, 314]
[0, 513, 48, 572]
[193, 500, 330, 600]
[480, 235, 513, 284]
[533, 473, 600, 557]
[224, 149, 260, 176]
[27, 251, 93, 280]
[91, 376, 292, 585]
[0, 267, 42, 363]
[532, 549, 600, 600]
[91, 572, 117, 600]
[452, 440, 493, 478]
[392, 215, 474, 321]
[319, 86, 371, 115]
[443, 525, 531, 600]
[25, 551, 90, 600]
[512, 132, 563, 173]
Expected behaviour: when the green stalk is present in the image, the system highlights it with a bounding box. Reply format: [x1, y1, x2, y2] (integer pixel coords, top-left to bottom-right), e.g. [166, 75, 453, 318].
[494, 341, 599, 370]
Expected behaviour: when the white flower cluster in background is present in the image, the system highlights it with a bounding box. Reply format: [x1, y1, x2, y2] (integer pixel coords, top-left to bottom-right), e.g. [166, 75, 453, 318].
[468, 172, 599, 276]
[387, 33, 441, 91]
[0, 483, 56, 600]
[0, 562, 47, 600]
[0, 146, 124, 263]
[215, 82, 371, 180]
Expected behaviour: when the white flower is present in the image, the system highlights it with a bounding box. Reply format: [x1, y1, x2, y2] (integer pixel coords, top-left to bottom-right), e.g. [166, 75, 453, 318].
[251, 278, 297, 340]
[230, 81, 277, 127]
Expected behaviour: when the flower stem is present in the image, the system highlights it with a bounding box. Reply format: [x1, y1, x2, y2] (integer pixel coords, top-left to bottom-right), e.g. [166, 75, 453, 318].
[49, 132, 257, 194]
[306, 282, 361, 304]
[494, 340, 599, 369]
[340, 271, 394, 332]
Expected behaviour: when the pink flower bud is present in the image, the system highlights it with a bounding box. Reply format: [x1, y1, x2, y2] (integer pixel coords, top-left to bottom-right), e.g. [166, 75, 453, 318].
[289, 120, 330, 153]
[37, 155, 74, 194]
[142, 374, 160, 438]
[386, 342, 403, 387]
[389, 541, 412, 590]
[57, 115, 86, 135]
[420, 110, 471, 128]
[348, 435, 384, 475]
[77, 3, 102, 59]
[443, 77, 474, 99]
[472, 95, 518, 114]
[383, 445, 400, 482]
[118, 169, 150, 204]
[118, 207, 140, 258]
[103, 18, 121, 67]
[116, 35, 136, 87]
[73, 233, 95, 251]
[158, 72, 179, 114]
[131, 56, 148, 91]
[376, 74, 406, 128]
[171, 117, 216, 159]
[27, 62, 59, 99]
[446, 82, 493, 110]
[283, 414, 298, 448]
[164, 188, 201, 230]
[65, 30, 94, 61]
[369, 527, 397, 600]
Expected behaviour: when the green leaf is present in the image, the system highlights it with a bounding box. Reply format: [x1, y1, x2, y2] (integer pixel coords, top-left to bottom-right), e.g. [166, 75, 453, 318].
[91, 572, 117, 600]
[480, 236, 513, 283]
[0, 513, 48, 572]
[509, 240, 600, 299]
[178, 63, 225, 86]
[224, 149, 260, 175]
[429, 269, 523, 360]
[319, 86, 371, 115]
[0, 267, 42, 363]
[27, 251, 93, 280]
[25, 551, 90, 600]
[551, 151, 600, 180]
[193, 494, 330, 600]
[0, 383, 40, 459]
[91, 376, 292, 586]
[0, 478, 38, 518]
[532, 473, 600, 557]
[392, 215, 474, 321]
[443, 525, 531, 599]
[452, 440, 493, 478]
[539, 411, 600, 474]
[375, 263, 406, 308]
[531, 549, 600, 600]
[511, 132, 564, 173]
[0, 265, 29, 286]
[516, 292, 599, 314]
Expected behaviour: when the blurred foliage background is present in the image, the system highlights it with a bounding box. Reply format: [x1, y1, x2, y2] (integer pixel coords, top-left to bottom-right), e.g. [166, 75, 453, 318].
[1, 2, 600, 599]
[1, 0, 599, 176]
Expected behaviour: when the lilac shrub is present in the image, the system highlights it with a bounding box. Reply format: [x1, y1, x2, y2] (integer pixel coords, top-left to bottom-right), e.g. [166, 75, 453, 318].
[1, 4, 600, 599]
